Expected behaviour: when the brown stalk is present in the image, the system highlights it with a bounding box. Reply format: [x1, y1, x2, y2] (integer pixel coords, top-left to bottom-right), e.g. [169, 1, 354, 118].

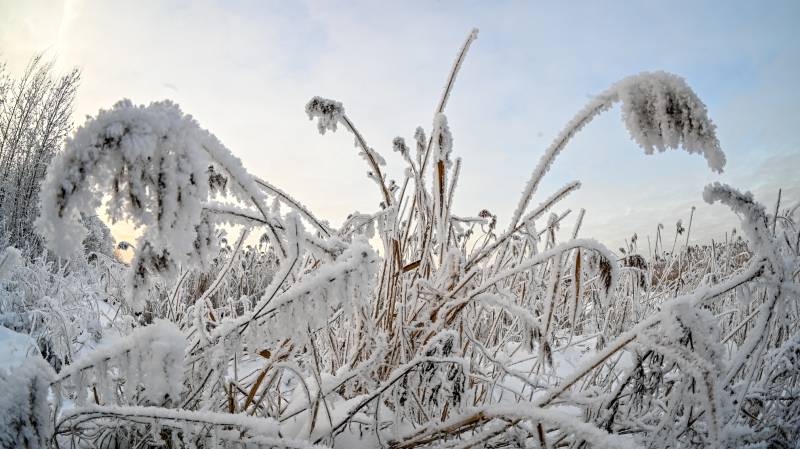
[243, 369, 268, 411]
[227, 382, 236, 413]
[572, 249, 582, 330]
[402, 259, 421, 273]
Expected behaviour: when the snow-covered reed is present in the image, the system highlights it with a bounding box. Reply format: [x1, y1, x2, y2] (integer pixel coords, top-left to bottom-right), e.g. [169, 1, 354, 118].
[18, 29, 800, 449]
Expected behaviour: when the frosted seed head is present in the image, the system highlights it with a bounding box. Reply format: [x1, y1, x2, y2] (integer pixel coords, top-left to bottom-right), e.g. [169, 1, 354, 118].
[393, 137, 409, 155]
[305, 96, 345, 135]
[615, 71, 726, 173]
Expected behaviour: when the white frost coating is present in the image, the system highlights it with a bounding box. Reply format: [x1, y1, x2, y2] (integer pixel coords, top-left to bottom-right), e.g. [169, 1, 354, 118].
[22, 32, 790, 448]
[615, 71, 725, 172]
[506, 94, 613, 235]
[212, 239, 378, 346]
[394, 403, 636, 449]
[59, 404, 278, 434]
[509, 71, 724, 235]
[703, 182, 773, 261]
[476, 293, 543, 345]
[0, 326, 41, 370]
[58, 405, 325, 448]
[34, 99, 280, 309]
[34, 99, 250, 275]
[703, 182, 786, 400]
[473, 238, 619, 298]
[640, 300, 727, 443]
[392, 136, 409, 156]
[432, 113, 453, 165]
[0, 246, 21, 281]
[414, 126, 426, 162]
[435, 28, 479, 114]
[0, 356, 53, 449]
[430, 113, 455, 252]
[305, 96, 345, 135]
[55, 319, 186, 406]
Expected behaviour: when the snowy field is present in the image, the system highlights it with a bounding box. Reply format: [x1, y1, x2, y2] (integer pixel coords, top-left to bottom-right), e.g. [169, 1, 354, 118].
[0, 25, 799, 449]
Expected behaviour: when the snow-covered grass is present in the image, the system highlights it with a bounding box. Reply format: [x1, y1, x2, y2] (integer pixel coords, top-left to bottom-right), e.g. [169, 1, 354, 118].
[1, 29, 798, 449]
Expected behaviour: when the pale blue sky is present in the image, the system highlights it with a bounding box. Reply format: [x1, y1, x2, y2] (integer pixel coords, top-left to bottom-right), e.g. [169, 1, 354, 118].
[2, 0, 798, 249]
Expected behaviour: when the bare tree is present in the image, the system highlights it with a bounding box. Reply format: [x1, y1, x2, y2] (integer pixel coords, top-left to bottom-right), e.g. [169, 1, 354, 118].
[0, 54, 80, 250]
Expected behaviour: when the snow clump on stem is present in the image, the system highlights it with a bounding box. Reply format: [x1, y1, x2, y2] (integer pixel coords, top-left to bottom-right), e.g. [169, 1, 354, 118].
[615, 71, 726, 172]
[305, 96, 345, 135]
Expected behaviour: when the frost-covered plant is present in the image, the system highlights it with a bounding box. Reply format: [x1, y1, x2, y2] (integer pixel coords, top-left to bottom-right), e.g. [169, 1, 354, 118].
[34, 99, 306, 312]
[617, 72, 725, 169]
[0, 55, 80, 252]
[23, 28, 799, 449]
[0, 356, 53, 449]
[37, 101, 222, 307]
[0, 246, 21, 281]
[0, 243, 130, 373]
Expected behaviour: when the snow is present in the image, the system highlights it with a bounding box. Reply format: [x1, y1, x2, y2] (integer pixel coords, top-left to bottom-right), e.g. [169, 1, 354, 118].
[35, 100, 209, 308]
[0, 325, 41, 370]
[11, 26, 798, 449]
[0, 327, 52, 449]
[616, 71, 726, 173]
[0, 355, 53, 449]
[306, 97, 345, 135]
[210, 238, 378, 349]
[432, 113, 453, 166]
[54, 319, 185, 406]
[0, 247, 21, 281]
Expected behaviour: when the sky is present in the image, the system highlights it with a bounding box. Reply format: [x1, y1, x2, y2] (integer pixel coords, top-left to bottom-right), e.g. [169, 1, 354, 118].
[1, 0, 798, 252]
